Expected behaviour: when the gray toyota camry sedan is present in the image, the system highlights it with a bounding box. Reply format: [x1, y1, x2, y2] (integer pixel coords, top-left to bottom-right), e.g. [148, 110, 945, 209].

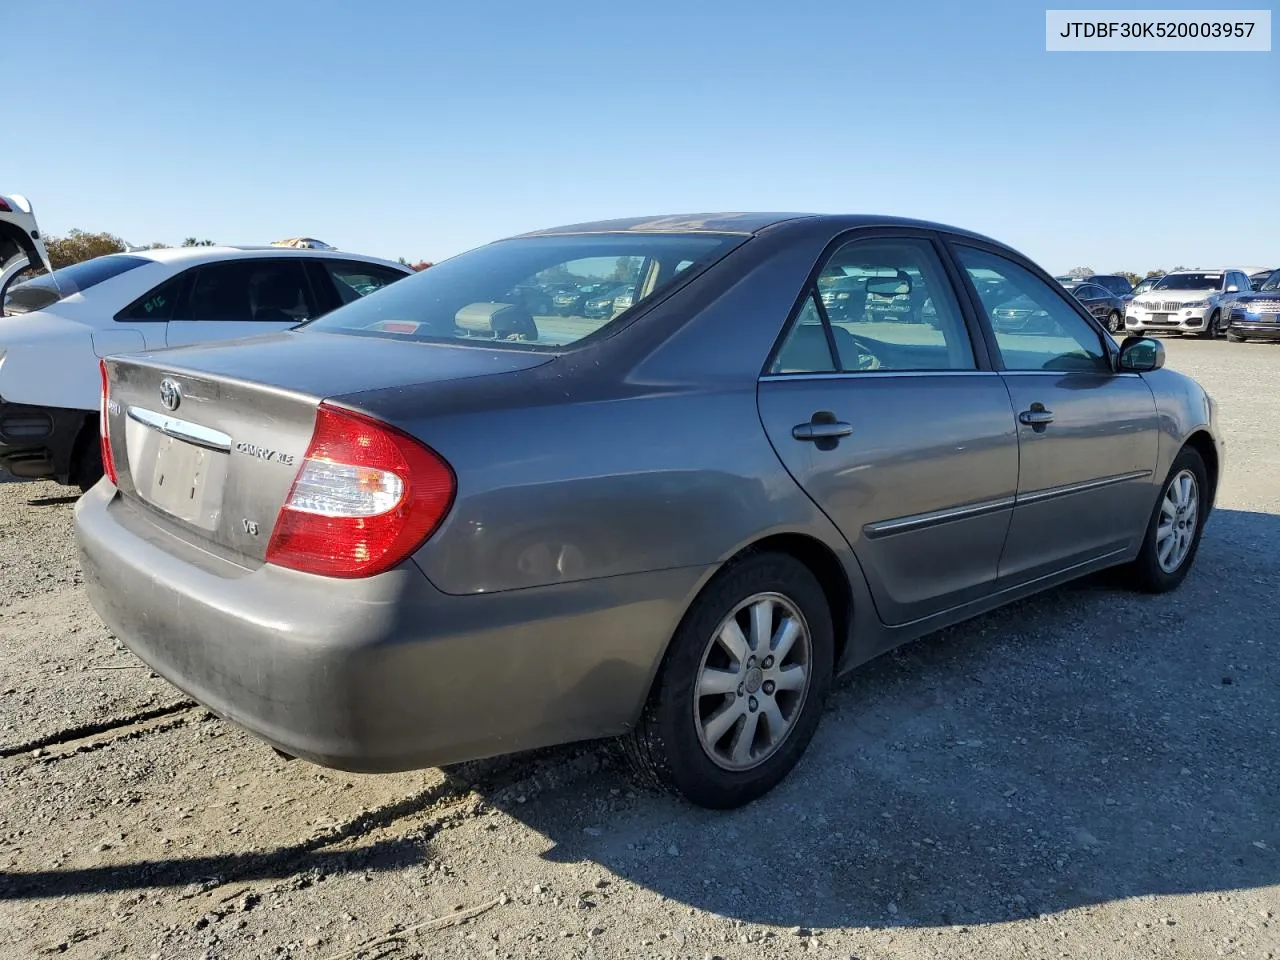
[76, 213, 1223, 809]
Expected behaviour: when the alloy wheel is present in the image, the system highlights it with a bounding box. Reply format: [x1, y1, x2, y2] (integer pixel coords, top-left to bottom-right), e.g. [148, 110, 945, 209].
[1156, 469, 1199, 574]
[693, 592, 812, 771]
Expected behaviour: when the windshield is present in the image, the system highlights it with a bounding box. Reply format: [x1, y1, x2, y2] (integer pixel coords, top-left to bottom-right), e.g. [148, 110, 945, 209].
[1260, 270, 1280, 292]
[1154, 273, 1221, 291]
[1133, 278, 1159, 294]
[300, 233, 745, 349]
[3, 254, 151, 315]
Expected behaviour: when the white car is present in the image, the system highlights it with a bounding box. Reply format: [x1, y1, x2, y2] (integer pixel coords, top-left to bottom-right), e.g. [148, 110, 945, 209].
[0, 193, 52, 304]
[0, 245, 412, 489]
[1124, 268, 1254, 338]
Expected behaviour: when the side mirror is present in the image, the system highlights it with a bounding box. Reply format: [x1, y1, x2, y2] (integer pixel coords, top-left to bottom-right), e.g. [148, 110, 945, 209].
[1226, 284, 1239, 293]
[1118, 335, 1165, 372]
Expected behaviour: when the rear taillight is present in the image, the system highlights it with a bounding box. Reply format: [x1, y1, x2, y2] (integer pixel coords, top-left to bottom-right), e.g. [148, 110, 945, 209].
[0, 198, 10, 212]
[98, 360, 118, 486]
[265, 403, 455, 578]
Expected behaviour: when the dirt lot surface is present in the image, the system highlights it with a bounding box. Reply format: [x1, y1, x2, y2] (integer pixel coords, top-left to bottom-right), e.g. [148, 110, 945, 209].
[1, 338, 1277, 960]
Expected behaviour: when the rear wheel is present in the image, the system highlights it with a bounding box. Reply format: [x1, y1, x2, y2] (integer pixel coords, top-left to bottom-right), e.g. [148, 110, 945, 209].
[71, 425, 104, 493]
[1124, 446, 1208, 593]
[624, 552, 834, 809]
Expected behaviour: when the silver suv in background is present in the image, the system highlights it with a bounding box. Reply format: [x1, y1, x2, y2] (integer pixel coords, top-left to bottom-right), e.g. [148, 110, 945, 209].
[1125, 268, 1253, 338]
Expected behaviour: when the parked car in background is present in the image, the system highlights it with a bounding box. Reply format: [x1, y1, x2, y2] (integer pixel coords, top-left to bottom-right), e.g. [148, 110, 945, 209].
[1130, 276, 1162, 299]
[1249, 269, 1275, 291]
[583, 283, 633, 318]
[1226, 268, 1280, 342]
[1125, 268, 1253, 338]
[1056, 274, 1134, 299]
[1069, 281, 1127, 333]
[77, 212, 1221, 810]
[0, 246, 411, 489]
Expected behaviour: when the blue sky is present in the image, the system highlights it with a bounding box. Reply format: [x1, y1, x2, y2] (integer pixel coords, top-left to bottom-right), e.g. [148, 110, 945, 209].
[4, 0, 1276, 273]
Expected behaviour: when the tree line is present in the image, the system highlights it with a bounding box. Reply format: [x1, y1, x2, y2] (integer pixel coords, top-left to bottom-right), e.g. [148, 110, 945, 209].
[1065, 266, 1197, 285]
[31, 229, 429, 272]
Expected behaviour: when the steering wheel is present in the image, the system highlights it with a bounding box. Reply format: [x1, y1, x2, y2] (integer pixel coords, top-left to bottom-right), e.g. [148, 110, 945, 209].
[843, 333, 882, 371]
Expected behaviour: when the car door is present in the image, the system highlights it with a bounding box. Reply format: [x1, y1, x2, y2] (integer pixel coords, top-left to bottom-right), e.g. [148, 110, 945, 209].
[951, 242, 1160, 584]
[165, 257, 317, 347]
[756, 231, 1020, 626]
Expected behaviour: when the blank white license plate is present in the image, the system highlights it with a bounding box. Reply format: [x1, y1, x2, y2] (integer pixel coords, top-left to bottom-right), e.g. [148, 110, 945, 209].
[133, 434, 224, 530]
[1148, 314, 1172, 323]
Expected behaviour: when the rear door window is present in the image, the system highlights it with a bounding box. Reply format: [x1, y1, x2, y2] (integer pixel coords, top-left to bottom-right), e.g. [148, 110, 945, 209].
[319, 260, 410, 306]
[773, 235, 976, 373]
[179, 259, 315, 323]
[116, 273, 188, 322]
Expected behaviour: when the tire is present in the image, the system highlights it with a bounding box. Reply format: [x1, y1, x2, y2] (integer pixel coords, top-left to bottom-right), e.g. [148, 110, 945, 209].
[1226, 332, 1247, 343]
[71, 426, 104, 494]
[1106, 310, 1123, 334]
[1202, 310, 1221, 339]
[624, 552, 834, 809]
[1124, 447, 1209, 594]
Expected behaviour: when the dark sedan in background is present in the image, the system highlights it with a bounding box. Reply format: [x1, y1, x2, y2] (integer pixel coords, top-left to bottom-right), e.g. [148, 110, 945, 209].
[77, 213, 1222, 810]
[1070, 281, 1128, 333]
[1057, 274, 1134, 300]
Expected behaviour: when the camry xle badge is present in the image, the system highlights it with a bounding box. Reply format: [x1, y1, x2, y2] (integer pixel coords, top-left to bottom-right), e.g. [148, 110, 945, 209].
[159, 378, 181, 412]
[233, 441, 296, 466]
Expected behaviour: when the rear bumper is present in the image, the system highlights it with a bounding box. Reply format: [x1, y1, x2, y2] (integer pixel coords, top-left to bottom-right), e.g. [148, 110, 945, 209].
[74, 484, 702, 772]
[0, 398, 89, 482]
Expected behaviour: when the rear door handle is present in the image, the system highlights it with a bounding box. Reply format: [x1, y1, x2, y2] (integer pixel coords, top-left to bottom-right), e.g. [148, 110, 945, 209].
[793, 418, 853, 441]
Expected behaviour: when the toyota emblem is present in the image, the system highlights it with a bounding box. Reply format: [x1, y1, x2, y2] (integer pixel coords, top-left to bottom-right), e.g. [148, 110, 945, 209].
[159, 378, 182, 412]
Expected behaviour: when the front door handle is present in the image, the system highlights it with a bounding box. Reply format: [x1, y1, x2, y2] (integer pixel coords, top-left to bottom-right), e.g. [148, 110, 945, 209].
[793, 415, 853, 441]
[1018, 404, 1054, 428]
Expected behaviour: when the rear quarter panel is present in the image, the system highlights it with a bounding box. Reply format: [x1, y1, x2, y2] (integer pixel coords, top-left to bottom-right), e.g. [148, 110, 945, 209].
[398, 383, 845, 595]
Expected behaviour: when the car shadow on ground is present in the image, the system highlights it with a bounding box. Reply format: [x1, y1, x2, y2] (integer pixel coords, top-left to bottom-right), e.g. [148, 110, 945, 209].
[483, 505, 1279, 928]
[25, 494, 81, 507]
[2, 510, 1276, 931]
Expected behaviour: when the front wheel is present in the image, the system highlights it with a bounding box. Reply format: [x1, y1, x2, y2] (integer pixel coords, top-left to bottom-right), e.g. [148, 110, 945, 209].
[1124, 447, 1208, 593]
[1202, 310, 1221, 339]
[1106, 310, 1123, 334]
[624, 552, 834, 808]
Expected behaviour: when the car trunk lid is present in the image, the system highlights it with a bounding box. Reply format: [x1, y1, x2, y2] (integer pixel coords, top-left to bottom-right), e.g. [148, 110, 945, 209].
[103, 332, 552, 565]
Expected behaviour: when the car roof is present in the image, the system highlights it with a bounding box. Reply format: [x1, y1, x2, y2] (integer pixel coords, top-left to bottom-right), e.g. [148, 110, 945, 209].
[512, 212, 1003, 243]
[127, 245, 408, 271]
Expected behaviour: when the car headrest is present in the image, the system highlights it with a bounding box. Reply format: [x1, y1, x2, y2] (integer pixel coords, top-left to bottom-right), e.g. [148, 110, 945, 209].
[454, 302, 539, 342]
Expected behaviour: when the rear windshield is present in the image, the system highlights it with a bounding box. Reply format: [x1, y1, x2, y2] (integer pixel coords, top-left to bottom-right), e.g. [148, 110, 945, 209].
[299, 233, 746, 349]
[3, 254, 151, 315]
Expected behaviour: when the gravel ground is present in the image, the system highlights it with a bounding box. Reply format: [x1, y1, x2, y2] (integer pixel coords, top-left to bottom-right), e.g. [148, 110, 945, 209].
[1, 337, 1277, 960]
